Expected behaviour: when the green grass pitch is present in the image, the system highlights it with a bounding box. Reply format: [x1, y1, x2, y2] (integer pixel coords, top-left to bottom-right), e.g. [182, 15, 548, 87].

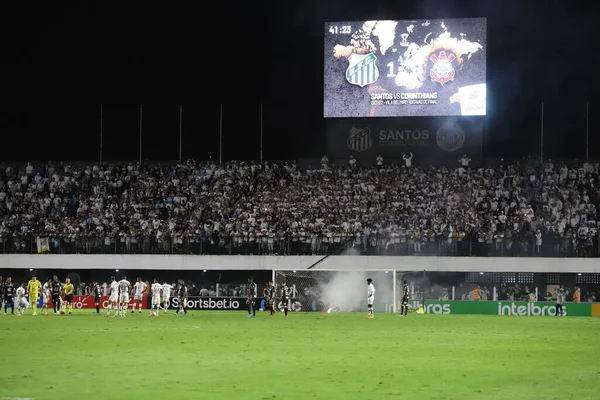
[0, 310, 598, 400]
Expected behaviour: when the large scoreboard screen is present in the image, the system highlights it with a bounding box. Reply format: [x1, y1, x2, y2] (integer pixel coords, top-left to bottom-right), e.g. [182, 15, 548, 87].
[324, 18, 486, 118]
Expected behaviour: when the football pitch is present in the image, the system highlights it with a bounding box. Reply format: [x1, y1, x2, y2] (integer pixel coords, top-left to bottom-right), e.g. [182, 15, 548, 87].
[0, 311, 598, 400]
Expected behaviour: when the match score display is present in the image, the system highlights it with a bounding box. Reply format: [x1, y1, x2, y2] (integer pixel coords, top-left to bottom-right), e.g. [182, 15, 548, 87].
[324, 18, 487, 118]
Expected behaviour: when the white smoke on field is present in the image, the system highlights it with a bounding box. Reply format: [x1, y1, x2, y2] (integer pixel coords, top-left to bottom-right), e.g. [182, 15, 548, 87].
[318, 271, 394, 312]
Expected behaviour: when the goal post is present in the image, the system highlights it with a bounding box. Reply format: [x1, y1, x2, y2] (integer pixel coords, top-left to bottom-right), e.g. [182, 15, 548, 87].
[273, 269, 398, 313]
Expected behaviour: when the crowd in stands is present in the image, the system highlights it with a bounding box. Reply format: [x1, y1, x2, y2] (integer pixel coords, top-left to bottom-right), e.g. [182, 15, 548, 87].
[0, 156, 598, 257]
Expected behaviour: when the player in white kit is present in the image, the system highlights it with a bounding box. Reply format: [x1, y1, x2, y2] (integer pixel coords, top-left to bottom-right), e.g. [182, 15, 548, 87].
[41, 279, 51, 315]
[367, 278, 376, 318]
[16, 284, 29, 316]
[117, 277, 131, 317]
[105, 277, 120, 317]
[132, 277, 147, 314]
[149, 278, 163, 317]
[161, 282, 172, 314]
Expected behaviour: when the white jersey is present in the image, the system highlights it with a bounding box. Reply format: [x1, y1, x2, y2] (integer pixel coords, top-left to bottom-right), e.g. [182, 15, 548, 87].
[109, 281, 119, 297]
[118, 280, 131, 294]
[134, 281, 147, 296]
[367, 284, 376, 298]
[42, 283, 51, 298]
[151, 283, 162, 297]
[162, 284, 171, 299]
[16, 287, 26, 299]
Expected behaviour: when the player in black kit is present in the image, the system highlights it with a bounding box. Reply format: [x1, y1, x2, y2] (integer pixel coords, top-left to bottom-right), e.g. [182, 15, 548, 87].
[267, 280, 277, 316]
[0, 276, 4, 311]
[175, 280, 188, 315]
[3, 276, 15, 315]
[246, 277, 257, 318]
[92, 281, 102, 314]
[51, 275, 63, 314]
[262, 284, 270, 313]
[281, 280, 291, 317]
[399, 280, 409, 317]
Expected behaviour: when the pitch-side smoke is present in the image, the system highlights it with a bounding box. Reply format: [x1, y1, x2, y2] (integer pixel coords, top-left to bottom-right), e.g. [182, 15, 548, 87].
[319, 271, 394, 313]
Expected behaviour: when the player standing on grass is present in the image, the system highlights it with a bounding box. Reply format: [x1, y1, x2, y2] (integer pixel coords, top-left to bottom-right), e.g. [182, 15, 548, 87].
[3, 277, 15, 315]
[174, 280, 188, 316]
[41, 279, 51, 315]
[62, 277, 74, 315]
[16, 283, 29, 316]
[106, 277, 119, 317]
[132, 277, 147, 314]
[162, 282, 172, 314]
[366, 278, 376, 318]
[27, 275, 42, 316]
[399, 280, 409, 317]
[92, 281, 102, 314]
[0, 276, 4, 312]
[262, 284, 270, 312]
[118, 276, 131, 317]
[150, 278, 162, 317]
[555, 288, 565, 317]
[246, 277, 257, 318]
[281, 280, 291, 317]
[267, 280, 276, 316]
[51, 275, 62, 315]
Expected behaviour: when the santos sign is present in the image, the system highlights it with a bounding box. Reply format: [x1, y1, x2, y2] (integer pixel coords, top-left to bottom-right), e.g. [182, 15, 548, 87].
[327, 116, 483, 166]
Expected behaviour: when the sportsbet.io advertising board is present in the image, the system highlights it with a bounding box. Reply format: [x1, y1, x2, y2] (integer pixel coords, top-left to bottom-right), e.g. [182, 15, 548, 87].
[326, 116, 483, 166]
[409, 301, 598, 317]
[169, 297, 246, 311]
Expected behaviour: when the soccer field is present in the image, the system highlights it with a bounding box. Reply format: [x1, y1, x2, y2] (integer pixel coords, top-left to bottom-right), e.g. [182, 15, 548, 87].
[0, 311, 598, 400]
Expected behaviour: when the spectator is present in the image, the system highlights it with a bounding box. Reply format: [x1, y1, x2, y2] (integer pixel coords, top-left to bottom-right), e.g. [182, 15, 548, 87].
[402, 152, 413, 167]
[0, 159, 597, 259]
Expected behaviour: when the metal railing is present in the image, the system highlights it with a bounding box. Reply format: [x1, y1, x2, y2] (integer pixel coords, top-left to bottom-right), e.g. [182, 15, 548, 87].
[1, 234, 597, 257]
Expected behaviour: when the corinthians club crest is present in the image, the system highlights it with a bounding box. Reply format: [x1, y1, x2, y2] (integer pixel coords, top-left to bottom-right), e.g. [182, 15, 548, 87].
[436, 124, 465, 152]
[346, 53, 379, 87]
[347, 126, 372, 152]
[430, 51, 456, 85]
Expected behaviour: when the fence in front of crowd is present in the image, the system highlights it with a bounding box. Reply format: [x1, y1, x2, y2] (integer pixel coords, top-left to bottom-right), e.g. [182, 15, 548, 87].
[11, 270, 600, 316]
[1, 234, 598, 258]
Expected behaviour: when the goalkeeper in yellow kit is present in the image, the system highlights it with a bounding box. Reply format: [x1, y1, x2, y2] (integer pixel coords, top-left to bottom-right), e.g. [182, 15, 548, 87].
[27, 275, 42, 316]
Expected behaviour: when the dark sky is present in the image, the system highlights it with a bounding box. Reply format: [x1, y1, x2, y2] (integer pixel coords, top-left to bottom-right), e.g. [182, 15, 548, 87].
[0, 0, 598, 162]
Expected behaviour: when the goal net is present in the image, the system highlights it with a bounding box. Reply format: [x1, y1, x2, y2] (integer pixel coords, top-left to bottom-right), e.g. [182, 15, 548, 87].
[274, 270, 396, 313]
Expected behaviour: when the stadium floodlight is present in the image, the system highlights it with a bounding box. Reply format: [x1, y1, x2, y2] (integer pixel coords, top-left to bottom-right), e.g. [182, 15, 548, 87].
[29, 268, 33, 271]
[480, 272, 484, 275]
[203, 270, 207, 273]
[115, 269, 119, 272]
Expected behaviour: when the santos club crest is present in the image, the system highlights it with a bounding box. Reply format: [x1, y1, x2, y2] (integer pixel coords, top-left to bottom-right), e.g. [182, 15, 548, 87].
[347, 126, 372, 152]
[346, 53, 379, 87]
[430, 51, 456, 85]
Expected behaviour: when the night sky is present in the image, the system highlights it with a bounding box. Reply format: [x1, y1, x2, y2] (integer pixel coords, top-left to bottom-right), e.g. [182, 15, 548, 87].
[0, 0, 598, 163]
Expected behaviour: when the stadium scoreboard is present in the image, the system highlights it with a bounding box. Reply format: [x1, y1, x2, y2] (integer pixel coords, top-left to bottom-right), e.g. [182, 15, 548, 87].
[324, 18, 487, 118]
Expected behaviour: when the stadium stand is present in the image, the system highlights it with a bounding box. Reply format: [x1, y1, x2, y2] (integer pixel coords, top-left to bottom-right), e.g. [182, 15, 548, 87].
[0, 159, 598, 257]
